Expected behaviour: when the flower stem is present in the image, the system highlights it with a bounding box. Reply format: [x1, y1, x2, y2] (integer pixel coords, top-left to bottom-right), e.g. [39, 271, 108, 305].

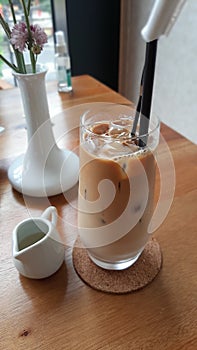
[27, 0, 31, 16]
[1, 6, 26, 74]
[0, 14, 11, 38]
[14, 50, 27, 74]
[21, 0, 36, 73]
[0, 12, 26, 74]
[0, 54, 19, 72]
[8, 0, 17, 24]
[30, 51, 36, 73]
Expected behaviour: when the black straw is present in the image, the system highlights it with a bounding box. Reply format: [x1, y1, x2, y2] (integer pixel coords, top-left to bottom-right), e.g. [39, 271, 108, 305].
[139, 39, 157, 147]
[131, 67, 144, 136]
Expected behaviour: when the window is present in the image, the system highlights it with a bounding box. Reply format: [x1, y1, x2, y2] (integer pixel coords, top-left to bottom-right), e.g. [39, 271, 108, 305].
[0, 0, 67, 84]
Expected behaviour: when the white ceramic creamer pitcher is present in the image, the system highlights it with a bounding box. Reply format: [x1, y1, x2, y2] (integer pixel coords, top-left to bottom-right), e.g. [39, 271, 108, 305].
[12, 206, 65, 279]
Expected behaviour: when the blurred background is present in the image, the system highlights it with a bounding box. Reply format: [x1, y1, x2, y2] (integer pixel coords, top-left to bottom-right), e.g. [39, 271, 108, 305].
[0, 0, 196, 143]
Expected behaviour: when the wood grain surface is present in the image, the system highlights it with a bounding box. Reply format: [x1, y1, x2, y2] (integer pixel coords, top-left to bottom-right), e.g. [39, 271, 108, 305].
[0, 75, 196, 350]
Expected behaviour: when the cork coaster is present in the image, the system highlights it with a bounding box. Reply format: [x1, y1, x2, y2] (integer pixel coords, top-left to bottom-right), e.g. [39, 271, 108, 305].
[72, 237, 162, 294]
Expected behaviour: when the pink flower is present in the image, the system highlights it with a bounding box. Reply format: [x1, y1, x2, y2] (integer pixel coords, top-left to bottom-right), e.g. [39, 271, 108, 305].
[10, 22, 28, 52]
[10, 22, 47, 54]
[31, 24, 48, 50]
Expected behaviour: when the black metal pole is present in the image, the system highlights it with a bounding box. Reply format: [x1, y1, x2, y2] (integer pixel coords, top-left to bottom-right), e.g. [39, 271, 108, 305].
[139, 39, 157, 146]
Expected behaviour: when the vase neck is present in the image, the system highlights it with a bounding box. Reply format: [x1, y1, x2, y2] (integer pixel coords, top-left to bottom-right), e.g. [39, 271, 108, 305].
[16, 71, 53, 141]
[15, 70, 57, 157]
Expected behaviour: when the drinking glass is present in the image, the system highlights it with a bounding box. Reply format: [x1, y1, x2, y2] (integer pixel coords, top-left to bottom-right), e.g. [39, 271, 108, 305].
[78, 103, 160, 270]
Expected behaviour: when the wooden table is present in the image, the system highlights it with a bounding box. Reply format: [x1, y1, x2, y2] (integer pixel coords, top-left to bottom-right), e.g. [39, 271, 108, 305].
[0, 75, 196, 350]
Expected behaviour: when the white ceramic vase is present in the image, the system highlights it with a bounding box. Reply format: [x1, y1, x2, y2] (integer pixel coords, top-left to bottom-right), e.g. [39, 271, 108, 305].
[8, 65, 79, 197]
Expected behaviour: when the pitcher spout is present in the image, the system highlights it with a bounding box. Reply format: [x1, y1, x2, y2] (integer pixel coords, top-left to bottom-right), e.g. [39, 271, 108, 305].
[12, 230, 22, 261]
[12, 236, 29, 262]
[13, 251, 24, 261]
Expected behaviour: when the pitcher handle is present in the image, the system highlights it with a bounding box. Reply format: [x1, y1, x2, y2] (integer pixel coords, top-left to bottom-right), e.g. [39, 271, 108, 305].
[41, 206, 57, 226]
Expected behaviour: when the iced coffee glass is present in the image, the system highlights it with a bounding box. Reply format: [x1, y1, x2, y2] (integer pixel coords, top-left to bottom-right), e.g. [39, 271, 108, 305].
[78, 103, 160, 270]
